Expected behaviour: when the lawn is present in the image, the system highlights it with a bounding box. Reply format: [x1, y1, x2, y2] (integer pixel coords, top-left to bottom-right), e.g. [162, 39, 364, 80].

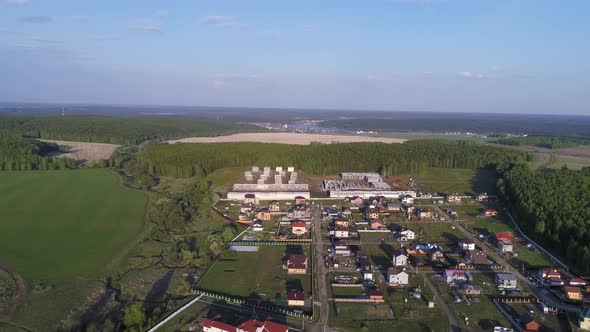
[409, 167, 498, 196]
[197, 246, 311, 305]
[0, 169, 147, 284]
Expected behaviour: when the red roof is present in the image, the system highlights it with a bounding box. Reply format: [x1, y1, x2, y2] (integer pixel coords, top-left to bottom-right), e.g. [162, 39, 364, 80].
[260, 320, 289, 332]
[237, 319, 263, 332]
[291, 221, 306, 228]
[496, 232, 513, 242]
[287, 291, 305, 301]
[203, 319, 236, 332]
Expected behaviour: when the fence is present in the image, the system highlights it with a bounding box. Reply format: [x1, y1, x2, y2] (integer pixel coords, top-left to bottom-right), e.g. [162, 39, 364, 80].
[192, 289, 313, 320]
[230, 240, 311, 246]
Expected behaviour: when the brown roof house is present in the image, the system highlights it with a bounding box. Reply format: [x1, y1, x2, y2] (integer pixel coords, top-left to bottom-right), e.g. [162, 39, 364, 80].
[287, 255, 308, 274]
[520, 313, 540, 331]
[467, 250, 488, 265]
[287, 291, 305, 306]
[291, 220, 307, 235]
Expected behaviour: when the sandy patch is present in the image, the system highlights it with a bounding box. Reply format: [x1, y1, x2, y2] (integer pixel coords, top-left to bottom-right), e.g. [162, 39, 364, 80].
[40, 139, 120, 163]
[166, 133, 406, 145]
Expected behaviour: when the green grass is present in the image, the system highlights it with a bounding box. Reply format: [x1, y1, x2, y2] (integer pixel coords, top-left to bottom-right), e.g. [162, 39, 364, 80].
[332, 286, 366, 298]
[198, 246, 311, 305]
[409, 168, 497, 196]
[0, 169, 147, 284]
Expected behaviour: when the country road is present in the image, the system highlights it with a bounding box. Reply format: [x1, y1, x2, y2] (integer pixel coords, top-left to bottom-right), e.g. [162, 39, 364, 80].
[312, 206, 332, 332]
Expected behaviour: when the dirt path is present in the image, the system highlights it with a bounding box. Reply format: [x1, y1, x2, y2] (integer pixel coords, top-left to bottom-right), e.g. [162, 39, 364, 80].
[0, 262, 27, 322]
[166, 132, 407, 145]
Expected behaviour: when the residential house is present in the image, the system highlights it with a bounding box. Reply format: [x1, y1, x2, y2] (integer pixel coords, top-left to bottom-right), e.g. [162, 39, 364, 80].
[341, 206, 352, 216]
[243, 193, 258, 205]
[388, 268, 409, 287]
[429, 249, 445, 262]
[287, 291, 305, 306]
[402, 204, 416, 215]
[461, 284, 483, 295]
[252, 220, 264, 232]
[496, 232, 513, 243]
[369, 196, 386, 205]
[291, 220, 307, 235]
[476, 193, 489, 201]
[203, 316, 237, 332]
[256, 208, 271, 221]
[346, 196, 364, 206]
[324, 208, 339, 217]
[238, 213, 251, 223]
[334, 218, 350, 228]
[447, 193, 462, 203]
[485, 209, 498, 217]
[568, 277, 588, 287]
[467, 250, 488, 265]
[562, 286, 583, 301]
[538, 268, 565, 286]
[496, 273, 518, 290]
[333, 241, 352, 256]
[290, 204, 311, 219]
[393, 249, 408, 266]
[443, 269, 468, 284]
[331, 227, 350, 239]
[268, 201, 281, 212]
[459, 239, 476, 251]
[520, 313, 540, 331]
[368, 289, 384, 301]
[358, 255, 371, 272]
[386, 202, 402, 213]
[498, 241, 513, 253]
[294, 196, 306, 205]
[396, 228, 415, 241]
[401, 195, 414, 204]
[363, 271, 374, 281]
[237, 319, 289, 332]
[366, 207, 380, 219]
[416, 208, 433, 220]
[240, 203, 254, 213]
[287, 255, 308, 274]
[370, 219, 387, 230]
[579, 307, 590, 330]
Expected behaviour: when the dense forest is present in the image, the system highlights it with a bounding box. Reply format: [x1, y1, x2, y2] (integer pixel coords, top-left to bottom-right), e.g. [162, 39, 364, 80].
[497, 165, 590, 273]
[135, 140, 530, 178]
[0, 115, 263, 145]
[492, 136, 590, 149]
[0, 136, 77, 170]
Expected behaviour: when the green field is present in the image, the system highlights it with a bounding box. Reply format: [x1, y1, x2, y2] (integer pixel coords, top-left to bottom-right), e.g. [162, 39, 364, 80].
[198, 246, 311, 305]
[410, 168, 498, 195]
[0, 169, 147, 283]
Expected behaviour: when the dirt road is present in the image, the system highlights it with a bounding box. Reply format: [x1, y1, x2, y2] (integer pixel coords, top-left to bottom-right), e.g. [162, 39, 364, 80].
[166, 132, 406, 145]
[312, 206, 332, 332]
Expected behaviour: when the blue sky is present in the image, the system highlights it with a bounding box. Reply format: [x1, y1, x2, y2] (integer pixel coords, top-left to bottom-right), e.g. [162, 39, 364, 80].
[1, 0, 589, 114]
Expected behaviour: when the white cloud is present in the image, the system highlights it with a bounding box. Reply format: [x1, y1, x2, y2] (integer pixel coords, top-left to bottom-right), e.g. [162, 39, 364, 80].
[133, 18, 162, 32]
[154, 10, 169, 18]
[1, 0, 30, 5]
[201, 15, 247, 28]
[19, 16, 51, 23]
[458, 70, 500, 79]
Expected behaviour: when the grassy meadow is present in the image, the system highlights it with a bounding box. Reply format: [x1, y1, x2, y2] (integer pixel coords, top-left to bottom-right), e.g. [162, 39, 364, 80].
[0, 169, 147, 284]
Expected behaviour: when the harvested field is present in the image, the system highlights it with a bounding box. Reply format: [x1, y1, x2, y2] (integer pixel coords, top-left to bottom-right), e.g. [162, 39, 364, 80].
[166, 133, 406, 145]
[40, 139, 119, 163]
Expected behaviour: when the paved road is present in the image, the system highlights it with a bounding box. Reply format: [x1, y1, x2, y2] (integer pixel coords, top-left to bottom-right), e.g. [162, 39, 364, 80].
[430, 205, 580, 314]
[312, 206, 332, 332]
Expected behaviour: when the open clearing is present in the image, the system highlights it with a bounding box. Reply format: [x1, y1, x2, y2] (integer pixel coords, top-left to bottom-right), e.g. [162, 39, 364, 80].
[166, 132, 407, 145]
[40, 139, 119, 163]
[0, 169, 147, 283]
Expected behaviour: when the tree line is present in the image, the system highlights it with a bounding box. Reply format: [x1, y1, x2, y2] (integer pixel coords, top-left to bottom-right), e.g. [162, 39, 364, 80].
[493, 135, 590, 149]
[0, 136, 77, 171]
[136, 140, 530, 178]
[497, 165, 590, 273]
[0, 115, 264, 145]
